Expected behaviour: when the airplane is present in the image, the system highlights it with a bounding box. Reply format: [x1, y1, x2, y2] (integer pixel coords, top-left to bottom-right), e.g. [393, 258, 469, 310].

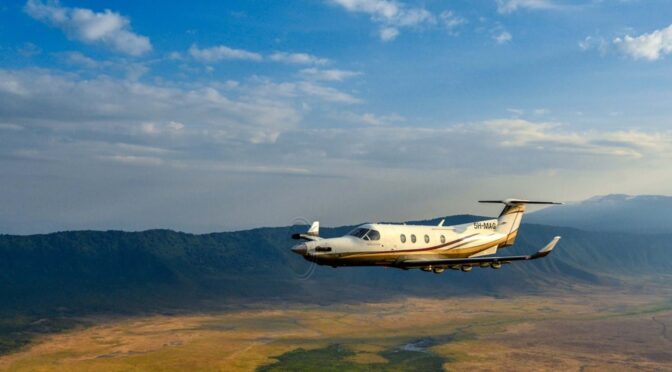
[290, 199, 562, 273]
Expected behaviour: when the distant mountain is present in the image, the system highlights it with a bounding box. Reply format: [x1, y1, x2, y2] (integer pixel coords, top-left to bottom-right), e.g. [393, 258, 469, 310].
[1, 216, 672, 319]
[527, 194, 672, 234]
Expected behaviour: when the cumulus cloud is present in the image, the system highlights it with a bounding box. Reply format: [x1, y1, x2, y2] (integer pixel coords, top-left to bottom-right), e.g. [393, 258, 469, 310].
[329, 0, 435, 41]
[24, 0, 152, 56]
[269, 52, 329, 65]
[614, 24, 672, 61]
[189, 44, 262, 62]
[494, 30, 512, 44]
[495, 0, 557, 14]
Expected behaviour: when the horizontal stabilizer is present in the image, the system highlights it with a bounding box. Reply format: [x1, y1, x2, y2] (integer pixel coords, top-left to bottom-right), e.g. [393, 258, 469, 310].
[479, 199, 563, 206]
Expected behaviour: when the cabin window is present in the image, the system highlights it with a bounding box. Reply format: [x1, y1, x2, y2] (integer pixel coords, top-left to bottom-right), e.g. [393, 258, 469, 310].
[400, 234, 406, 243]
[411, 234, 417, 243]
[424, 234, 430, 243]
[315, 246, 332, 252]
[440, 235, 446, 244]
[367, 230, 381, 241]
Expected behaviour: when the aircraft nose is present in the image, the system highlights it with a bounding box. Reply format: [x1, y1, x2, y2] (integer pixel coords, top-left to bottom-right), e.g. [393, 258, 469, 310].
[291, 244, 307, 255]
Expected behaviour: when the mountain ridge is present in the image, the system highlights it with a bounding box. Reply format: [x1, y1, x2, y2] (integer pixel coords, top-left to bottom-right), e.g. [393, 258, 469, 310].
[528, 193, 672, 234]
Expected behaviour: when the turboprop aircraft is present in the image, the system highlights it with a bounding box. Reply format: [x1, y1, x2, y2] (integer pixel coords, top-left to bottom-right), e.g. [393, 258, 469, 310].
[290, 199, 562, 273]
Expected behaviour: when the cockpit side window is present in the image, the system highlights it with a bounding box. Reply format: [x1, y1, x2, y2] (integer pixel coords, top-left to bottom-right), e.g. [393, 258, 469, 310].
[367, 229, 380, 241]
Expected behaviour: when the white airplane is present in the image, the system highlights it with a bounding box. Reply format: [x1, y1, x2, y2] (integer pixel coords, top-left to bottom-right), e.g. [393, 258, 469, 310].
[290, 199, 562, 273]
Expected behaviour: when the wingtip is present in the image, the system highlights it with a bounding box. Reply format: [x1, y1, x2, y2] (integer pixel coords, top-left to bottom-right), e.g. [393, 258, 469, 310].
[540, 236, 561, 253]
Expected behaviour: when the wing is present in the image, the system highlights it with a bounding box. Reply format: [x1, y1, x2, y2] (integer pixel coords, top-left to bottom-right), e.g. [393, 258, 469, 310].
[291, 233, 322, 242]
[396, 236, 561, 269]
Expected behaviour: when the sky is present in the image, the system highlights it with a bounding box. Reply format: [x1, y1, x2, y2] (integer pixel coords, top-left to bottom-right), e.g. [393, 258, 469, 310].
[1, 0, 672, 234]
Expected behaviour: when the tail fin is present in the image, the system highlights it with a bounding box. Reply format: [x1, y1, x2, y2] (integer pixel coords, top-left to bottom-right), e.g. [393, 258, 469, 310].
[479, 199, 562, 247]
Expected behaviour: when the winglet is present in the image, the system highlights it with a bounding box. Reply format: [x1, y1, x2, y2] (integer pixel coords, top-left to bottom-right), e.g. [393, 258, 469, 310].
[531, 236, 561, 259]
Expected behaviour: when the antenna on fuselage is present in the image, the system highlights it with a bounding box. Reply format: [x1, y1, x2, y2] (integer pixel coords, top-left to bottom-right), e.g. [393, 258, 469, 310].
[438, 219, 445, 227]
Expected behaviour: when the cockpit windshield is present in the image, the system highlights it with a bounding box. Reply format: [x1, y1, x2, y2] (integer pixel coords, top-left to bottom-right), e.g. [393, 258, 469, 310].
[348, 228, 369, 238]
[348, 228, 381, 241]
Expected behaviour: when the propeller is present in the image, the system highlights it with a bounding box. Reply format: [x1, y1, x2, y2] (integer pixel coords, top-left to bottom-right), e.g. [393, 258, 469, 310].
[285, 217, 317, 281]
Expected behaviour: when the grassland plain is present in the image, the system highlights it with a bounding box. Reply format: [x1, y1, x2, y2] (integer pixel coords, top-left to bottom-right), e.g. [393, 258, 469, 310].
[1, 286, 672, 371]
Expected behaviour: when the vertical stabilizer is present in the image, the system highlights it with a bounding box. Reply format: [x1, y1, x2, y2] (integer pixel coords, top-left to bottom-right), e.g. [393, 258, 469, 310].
[479, 199, 562, 247]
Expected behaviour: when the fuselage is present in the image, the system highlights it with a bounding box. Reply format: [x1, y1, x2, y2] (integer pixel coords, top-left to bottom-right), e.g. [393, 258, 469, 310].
[292, 219, 512, 268]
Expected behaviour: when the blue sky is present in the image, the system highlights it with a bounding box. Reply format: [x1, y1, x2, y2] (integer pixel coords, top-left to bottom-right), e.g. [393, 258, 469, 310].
[1, 0, 672, 233]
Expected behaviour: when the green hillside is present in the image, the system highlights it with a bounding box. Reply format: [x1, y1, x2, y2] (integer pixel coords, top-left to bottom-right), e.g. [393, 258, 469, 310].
[1, 216, 671, 316]
[1, 216, 672, 354]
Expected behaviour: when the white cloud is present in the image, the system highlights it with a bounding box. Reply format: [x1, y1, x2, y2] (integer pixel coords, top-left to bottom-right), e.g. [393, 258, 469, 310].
[167, 51, 182, 60]
[614, 24, 672, 61]
[439, 11, 466, 34]
[24, 0, 151, 56]
[299, 68, 361, 81]
[579, 35, 609, 54]
[494, 31, 512, 44]
[379, 27, 400, 41]
[344, 112, 405, 126]
[495, 0, 557, 14]
[189, 44, 262, 62]
[140, 121, 185, 136]
[0, 68, 303, 146]
[269, 52, 329, 65]
[296, 82, 363, 104]
[480, 119, 672, 158]
[329, 0, 435, 41]
[250, 78, 362, 104]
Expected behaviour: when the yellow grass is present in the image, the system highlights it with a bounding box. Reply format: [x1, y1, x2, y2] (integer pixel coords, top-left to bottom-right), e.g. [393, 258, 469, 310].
[1, 289, 671, 371]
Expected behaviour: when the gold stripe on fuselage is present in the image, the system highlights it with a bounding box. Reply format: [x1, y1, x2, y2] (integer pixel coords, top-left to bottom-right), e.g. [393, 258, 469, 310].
[316, 230, 518, 266]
